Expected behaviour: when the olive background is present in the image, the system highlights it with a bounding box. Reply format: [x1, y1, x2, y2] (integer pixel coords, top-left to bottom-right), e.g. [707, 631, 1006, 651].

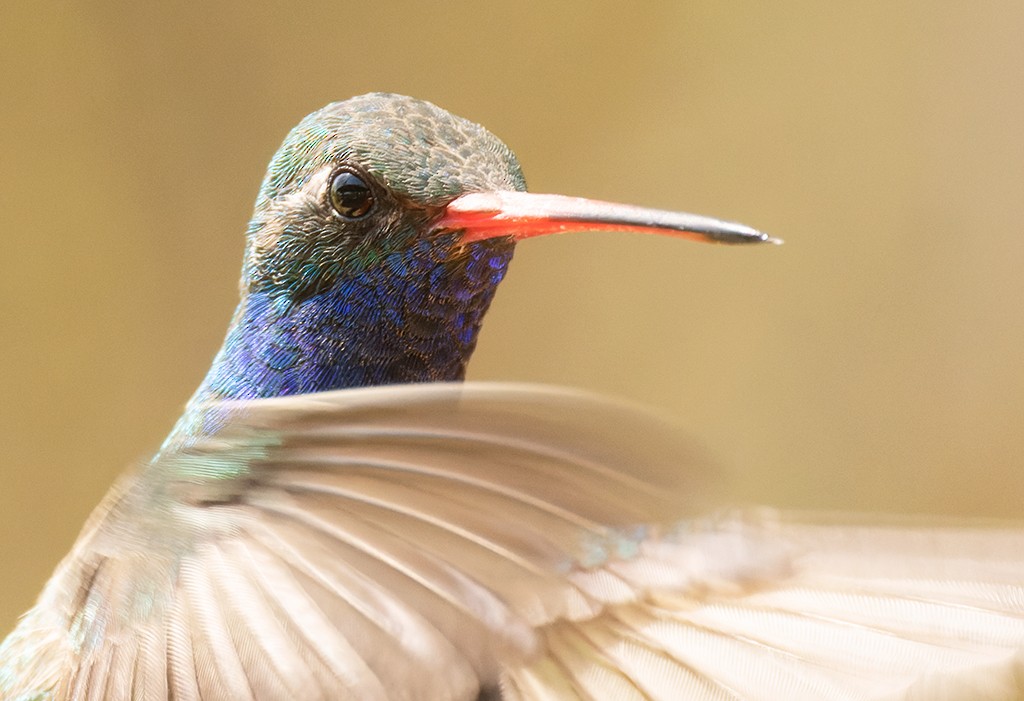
[1, 2, 1022, 637]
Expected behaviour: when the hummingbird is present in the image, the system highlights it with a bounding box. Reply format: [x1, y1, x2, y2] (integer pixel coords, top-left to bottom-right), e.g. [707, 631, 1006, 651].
[1, 93, 1022, 701]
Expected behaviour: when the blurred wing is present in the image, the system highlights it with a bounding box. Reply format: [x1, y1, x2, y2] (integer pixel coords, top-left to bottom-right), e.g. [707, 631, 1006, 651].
[504, 513, 1024, 701]
[0, 382, 715, 701]
[2, 383, 1023, 701]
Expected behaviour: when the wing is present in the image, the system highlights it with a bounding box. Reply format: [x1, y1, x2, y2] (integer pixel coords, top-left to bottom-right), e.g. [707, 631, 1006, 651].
[0, 382, 716, 700]
[503, 513, 1024, 701]
[2, 383, 1023, 701]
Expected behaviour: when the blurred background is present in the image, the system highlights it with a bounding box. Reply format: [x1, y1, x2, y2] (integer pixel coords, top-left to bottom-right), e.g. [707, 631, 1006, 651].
[1, 1, 1022, 636]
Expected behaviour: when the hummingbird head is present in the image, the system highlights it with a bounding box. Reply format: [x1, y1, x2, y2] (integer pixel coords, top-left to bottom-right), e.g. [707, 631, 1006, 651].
[196, 93, 774, 401]
[243, 93, 525, 300]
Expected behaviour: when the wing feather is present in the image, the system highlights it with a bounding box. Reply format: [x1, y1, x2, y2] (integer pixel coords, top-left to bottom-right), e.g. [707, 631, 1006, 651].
[164, 593, 201, 701]
[180, 554, 256, 701]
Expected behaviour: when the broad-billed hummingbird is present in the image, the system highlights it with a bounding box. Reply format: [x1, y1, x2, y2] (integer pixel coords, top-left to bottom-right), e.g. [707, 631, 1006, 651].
[1, 94, 1022, 701]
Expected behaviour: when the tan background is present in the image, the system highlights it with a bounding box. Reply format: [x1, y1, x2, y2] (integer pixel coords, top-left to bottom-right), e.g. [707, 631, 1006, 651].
[1, 1, 1022, 637]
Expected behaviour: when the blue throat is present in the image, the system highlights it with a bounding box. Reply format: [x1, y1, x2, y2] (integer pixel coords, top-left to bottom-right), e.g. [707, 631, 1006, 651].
[191, 237, 514, 406]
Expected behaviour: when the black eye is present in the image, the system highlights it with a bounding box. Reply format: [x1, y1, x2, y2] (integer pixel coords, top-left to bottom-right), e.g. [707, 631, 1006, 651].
[329, 169, 374, 218]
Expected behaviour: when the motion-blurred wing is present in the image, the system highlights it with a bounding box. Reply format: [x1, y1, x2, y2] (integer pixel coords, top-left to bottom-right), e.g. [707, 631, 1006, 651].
[503, 514, 1024, 701]
[0, 382, 715, 700]
[2, 383, 1022, 701]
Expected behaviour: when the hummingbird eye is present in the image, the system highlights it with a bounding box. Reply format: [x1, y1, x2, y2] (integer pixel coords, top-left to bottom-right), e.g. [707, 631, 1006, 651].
[328, 169, 374, 219]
